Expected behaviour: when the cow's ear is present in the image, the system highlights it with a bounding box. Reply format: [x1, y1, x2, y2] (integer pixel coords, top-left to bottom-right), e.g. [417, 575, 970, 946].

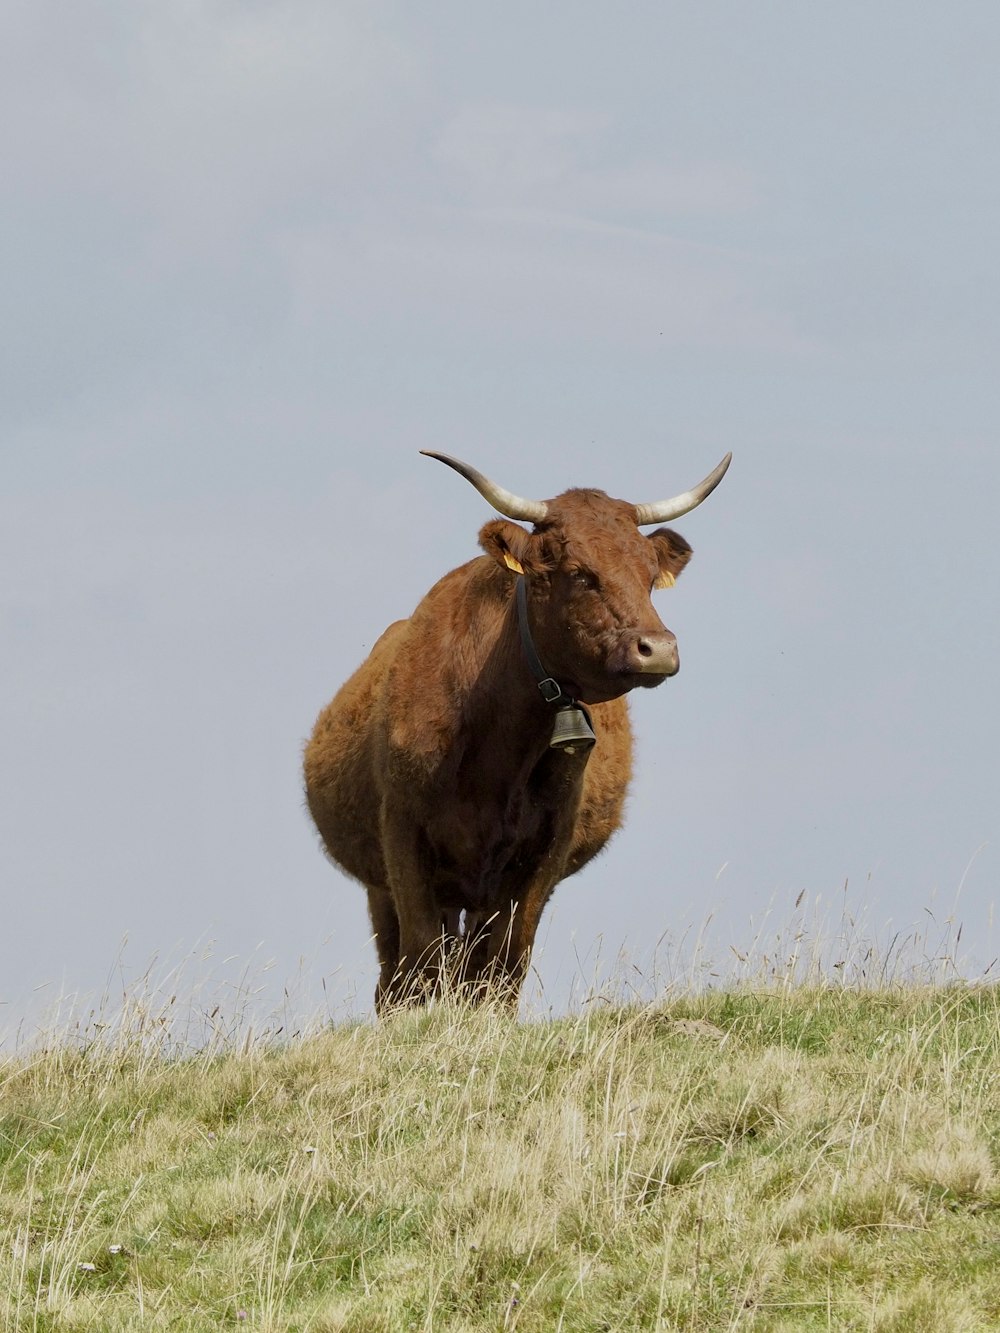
[480, 520, 545, 576]
[648, 528, 693, 589]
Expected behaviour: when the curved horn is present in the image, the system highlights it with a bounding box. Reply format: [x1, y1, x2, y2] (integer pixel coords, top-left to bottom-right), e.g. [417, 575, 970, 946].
[632, 453, 732, 526]
[420, 451, 548, 523]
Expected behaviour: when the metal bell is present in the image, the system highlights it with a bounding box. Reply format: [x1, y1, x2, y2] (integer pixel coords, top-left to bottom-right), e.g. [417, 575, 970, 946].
[549, 704, 597, 753]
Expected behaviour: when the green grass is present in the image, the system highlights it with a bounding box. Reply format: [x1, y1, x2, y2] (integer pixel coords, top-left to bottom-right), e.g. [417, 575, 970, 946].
[2, 975, 1000, 1331]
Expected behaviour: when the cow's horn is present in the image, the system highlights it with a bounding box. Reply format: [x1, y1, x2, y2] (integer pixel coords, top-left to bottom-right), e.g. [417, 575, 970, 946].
[632, 453, 732, 526]
[421, 452, 549, 523]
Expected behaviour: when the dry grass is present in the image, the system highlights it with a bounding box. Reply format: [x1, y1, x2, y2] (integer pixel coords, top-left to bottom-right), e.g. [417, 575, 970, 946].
[2, 960, 1000, 1331]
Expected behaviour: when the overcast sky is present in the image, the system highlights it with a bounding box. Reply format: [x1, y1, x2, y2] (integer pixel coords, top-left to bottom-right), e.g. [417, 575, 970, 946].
[3, 2, 998, 1035]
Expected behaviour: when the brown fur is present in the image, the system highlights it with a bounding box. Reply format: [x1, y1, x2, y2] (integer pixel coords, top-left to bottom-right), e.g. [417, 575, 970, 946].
[303, 488, 695, 1011]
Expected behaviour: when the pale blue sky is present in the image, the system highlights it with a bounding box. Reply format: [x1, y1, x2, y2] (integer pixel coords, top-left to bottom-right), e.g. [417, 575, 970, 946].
[3, 3, 997, 1032]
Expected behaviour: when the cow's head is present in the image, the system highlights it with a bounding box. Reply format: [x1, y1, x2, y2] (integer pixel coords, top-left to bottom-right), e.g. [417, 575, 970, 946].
[422, 450, 731, 706]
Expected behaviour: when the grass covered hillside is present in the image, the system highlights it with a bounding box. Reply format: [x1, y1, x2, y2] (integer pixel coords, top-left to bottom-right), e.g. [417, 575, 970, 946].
[3, 984, 1000, 1331]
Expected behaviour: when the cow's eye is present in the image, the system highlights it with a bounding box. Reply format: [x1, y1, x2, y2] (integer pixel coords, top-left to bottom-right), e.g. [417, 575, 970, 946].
[571, 569, 598, 591]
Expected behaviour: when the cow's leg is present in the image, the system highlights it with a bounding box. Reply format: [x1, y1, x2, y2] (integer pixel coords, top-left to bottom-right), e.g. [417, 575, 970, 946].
[451, 911, 492, 998]
[366, 886, 402, 1014]
[379, 829, 448, 1007]
[393, 915, 449, 1006]
[479, 885, 555, 1005]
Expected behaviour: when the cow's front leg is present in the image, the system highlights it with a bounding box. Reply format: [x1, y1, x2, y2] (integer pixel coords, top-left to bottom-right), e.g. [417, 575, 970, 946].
[475, 793, 580, 1004]
[463, 883, 555, 1006]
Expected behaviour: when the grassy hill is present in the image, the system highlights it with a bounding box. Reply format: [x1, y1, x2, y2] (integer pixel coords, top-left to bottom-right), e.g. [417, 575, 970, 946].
[3, 982, 999, 1331]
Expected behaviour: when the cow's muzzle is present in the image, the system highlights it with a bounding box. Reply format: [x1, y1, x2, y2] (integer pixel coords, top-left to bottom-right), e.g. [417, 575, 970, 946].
[623, 630, 679, 678]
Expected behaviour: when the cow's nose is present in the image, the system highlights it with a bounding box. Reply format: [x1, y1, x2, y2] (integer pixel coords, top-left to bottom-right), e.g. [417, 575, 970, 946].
[630, 631, 679, 676]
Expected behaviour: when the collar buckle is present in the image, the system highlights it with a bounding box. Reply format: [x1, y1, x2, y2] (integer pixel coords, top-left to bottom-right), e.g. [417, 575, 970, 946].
[537, 677, 564, 704]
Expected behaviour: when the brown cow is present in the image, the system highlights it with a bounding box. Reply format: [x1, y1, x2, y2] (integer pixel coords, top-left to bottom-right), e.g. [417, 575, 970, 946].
[304, 451, 730, 1011]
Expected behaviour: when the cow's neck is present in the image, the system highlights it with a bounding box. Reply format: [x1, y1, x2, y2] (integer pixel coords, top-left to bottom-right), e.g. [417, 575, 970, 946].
[455, 580, 593, 783]
[514, 576, 596, 753]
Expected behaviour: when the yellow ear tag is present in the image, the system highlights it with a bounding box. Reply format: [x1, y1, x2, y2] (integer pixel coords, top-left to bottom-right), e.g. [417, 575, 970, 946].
[503, 552, 525, 575]
[653, 570, 676, 590]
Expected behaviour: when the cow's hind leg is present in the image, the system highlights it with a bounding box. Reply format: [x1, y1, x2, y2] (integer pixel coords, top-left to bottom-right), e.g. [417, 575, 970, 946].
[369, 912, 452, 1011]
[380, 828, 454, 1007]
[366, 886, 402, 1014]
[370, 887, 449, 1012]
